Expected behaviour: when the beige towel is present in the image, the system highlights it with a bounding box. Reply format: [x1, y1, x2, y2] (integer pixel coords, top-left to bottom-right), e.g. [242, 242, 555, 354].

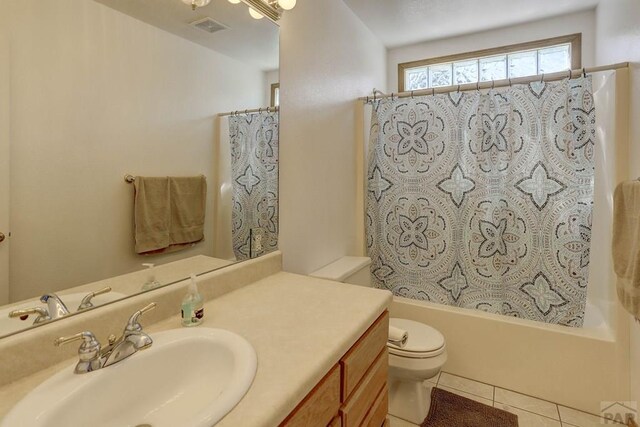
[134, 176, 206, 254]
[134, 177, 171, 254]
[613, 180, 640, 320]
[169, 176, 207, 246]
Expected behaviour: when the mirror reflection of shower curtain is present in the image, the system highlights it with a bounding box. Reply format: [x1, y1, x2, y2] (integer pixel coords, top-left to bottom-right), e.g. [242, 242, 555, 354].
[229, 111, 279, 260]
[366, 77, 595, 327]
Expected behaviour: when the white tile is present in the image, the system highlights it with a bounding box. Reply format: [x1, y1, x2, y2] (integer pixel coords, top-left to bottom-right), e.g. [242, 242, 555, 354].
[437, 385, 493, 406]
[388, 414, 419, 427]
[495, 402, 562, 427]
[494, 387, 559, 420]
[437, 372, 494, 400]
[559, 405, 625, 426]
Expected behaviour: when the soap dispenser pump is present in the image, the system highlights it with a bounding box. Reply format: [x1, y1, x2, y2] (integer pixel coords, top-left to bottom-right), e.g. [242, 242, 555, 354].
[141, 263, 161, 291]
[181, 274, 204, 327]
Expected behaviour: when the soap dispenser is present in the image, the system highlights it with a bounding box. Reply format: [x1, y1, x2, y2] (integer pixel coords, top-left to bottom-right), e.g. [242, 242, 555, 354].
[181, 274, 204, 327]
[141, 263, 161, 291]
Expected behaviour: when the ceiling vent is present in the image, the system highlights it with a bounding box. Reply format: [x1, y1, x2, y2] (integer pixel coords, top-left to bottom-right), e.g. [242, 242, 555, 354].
[190, 17, 228, 34]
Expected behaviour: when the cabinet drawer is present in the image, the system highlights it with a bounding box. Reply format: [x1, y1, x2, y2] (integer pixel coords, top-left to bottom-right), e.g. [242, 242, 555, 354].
[340, 350, 388, 427]
[328, 415, 342, 427]
[281, 365, 341, 427]
[361, 384, 388, 427]
[340, 311, 389, 401]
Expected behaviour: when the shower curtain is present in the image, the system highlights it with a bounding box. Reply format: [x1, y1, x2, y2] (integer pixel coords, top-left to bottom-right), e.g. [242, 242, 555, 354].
[366, 77, 595, 326]
[229, 111, 279, 260]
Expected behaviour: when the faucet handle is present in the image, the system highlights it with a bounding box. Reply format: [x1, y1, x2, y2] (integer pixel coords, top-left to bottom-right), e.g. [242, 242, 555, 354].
[8, 307, 51, 324]
[125, 302, 157, 333]
[54, 331, 102, 374]
[77, 287, 112, 311]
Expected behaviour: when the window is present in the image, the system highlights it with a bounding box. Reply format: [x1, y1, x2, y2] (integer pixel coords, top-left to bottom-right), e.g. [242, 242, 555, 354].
[270, 83, 280, 107]
[399, 34, 581, 92]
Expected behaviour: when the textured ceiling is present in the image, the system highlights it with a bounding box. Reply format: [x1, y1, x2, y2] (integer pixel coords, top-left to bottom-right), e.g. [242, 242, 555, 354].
[343, 0, 599, 48]
[95, 0, 279, 71]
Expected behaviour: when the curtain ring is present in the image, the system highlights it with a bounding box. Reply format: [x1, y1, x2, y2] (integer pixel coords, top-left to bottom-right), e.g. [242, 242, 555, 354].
[476, 81, 480, 92]
[391, 93, 395, 101]
[491, 80, 495, 90]
[540, 73, 545, 83]
[244, 109, 248, 115]
[457, 84, 461, 93]
[411, 90, 414, 99]
[568, 69, 573, 79]
[509, 78, 512, 87]
[582, 67, 587, 78]
[373, 92, 377, 102]
[432, 88, 435, 96]
[366, 96, 370, 103]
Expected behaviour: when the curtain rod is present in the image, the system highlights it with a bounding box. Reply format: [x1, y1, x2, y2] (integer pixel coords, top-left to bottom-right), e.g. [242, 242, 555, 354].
[359, 62, 629, 102]
[218, 106, 279, 117]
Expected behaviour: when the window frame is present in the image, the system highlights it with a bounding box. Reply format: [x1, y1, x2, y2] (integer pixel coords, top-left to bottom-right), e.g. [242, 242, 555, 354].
[398, 33, 582, 92]
[270, 83, 280, 107]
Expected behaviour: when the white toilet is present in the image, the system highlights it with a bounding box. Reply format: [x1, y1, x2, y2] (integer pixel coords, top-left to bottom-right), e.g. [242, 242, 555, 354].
[310, 256, 448, 424]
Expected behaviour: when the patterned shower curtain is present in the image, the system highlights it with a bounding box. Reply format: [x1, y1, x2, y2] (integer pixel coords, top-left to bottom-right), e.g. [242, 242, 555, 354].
[366, 77, 595, 327]
[229, 111, 279, 260]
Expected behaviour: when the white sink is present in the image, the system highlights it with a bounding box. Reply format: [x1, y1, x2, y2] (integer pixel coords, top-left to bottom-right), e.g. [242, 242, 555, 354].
[0, 291, 127, 337]
[2, 328, 257, 427]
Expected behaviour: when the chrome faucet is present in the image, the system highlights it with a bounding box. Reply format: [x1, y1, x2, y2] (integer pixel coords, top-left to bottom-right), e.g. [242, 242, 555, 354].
[40, 293, 71, 319]
[54, 303, 156, 374]
[8, 292, 70, 325]
[77, 286, 112, 311]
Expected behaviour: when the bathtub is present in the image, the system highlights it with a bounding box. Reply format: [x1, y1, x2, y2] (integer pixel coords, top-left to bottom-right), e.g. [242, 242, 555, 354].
[352, 69, 632, 414]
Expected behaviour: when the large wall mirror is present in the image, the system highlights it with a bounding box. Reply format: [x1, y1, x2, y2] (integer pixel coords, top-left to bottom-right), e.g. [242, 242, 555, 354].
[0, 0, 279, 338]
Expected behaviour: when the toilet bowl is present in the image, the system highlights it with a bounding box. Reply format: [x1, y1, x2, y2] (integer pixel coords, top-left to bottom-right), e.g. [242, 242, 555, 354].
[310, 256, 448, 424]
[387, 318, 447, 424]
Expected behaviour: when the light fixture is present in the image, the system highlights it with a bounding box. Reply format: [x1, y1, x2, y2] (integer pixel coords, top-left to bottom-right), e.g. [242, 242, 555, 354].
[248, 7, 264, 19]
[277, 0, 296, 10]
[226, 0, 294, 22]
[182, 0, 211, 10]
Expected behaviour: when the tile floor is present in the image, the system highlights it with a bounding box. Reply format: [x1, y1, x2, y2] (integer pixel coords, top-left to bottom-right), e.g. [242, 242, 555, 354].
[388, 372, 626, 427]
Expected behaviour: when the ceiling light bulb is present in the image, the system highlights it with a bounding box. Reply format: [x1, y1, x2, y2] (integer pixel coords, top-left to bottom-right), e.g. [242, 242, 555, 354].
[182, 0, 211, 10]
[228, 0, 241, 3]
[249, 7, 264, 19]
[278, 0, 296, 10]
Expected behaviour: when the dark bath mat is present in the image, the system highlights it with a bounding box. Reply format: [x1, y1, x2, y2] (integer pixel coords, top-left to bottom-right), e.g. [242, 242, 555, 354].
[422, 387, 519, 427]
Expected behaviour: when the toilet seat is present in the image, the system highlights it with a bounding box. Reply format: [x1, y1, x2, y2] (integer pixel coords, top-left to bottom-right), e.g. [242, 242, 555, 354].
[387, 318, 446, 359]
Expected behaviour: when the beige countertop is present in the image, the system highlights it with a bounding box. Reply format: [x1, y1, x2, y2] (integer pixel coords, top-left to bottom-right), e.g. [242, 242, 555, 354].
[0, 271, 392, 426]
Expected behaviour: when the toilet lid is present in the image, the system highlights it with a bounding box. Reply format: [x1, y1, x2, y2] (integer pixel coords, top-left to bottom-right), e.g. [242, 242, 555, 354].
[387, 318, 445, 356]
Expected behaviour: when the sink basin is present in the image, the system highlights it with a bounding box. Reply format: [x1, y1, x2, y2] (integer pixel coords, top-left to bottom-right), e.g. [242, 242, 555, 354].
[2, 328, 257, 427]
[0, 291, 127, 336]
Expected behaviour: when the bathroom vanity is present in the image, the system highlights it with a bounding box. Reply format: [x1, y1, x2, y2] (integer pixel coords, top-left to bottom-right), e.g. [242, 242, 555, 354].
[0, 252, 393, 426]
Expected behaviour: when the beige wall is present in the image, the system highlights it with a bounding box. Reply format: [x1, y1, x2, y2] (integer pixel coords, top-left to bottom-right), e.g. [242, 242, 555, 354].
[0, 10, 9, 305]
[6, 0, 265, 302]
[278, 0, 386, 274]
[595, 0, 640, 408]
[387, 9, 596, 92]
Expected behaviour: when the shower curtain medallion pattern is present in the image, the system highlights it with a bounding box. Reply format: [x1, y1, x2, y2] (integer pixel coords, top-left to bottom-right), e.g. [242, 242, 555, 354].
[230, 111, 279, 260]
[366, 77, 595, 327]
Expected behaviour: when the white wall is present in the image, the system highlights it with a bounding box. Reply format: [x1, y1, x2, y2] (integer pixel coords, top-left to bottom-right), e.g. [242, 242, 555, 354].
[595, 0, 640, 409]
[6, 0, 265, 302]
[278, 0, 386, 274]
[387, 9, 596, 92]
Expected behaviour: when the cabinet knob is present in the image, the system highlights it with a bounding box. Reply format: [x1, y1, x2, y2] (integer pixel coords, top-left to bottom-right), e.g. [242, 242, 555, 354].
[0, 232, 5, 243]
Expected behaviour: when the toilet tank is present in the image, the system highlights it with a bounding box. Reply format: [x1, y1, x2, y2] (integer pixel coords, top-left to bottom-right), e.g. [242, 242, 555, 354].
[309, 256, 372, 287]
